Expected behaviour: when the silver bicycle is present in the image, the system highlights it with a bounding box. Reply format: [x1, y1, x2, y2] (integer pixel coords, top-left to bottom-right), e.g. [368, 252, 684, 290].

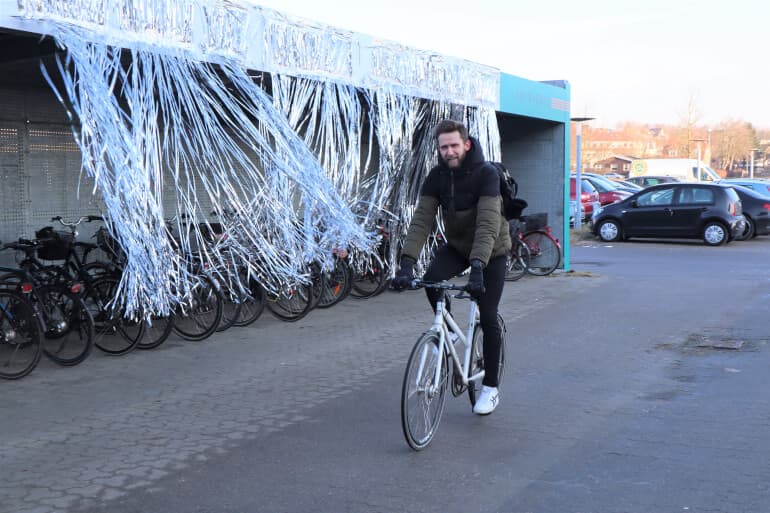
[400, 280, 506, 451]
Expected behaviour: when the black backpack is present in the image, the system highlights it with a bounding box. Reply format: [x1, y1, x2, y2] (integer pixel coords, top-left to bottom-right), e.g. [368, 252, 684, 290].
[487, 162, 528, 220]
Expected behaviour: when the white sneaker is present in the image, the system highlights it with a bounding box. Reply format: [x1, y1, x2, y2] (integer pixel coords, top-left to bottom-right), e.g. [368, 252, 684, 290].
[473, 385, 499, 415]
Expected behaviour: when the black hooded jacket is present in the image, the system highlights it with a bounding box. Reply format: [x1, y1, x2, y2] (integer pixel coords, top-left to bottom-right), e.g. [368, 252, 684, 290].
[401, 137, 511, 265]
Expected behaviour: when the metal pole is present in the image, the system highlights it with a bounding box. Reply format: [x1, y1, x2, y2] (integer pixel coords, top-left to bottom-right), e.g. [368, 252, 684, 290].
[697, 145, 702, 182]
[575, 123, 583, 229]
[750, 150, 755, 179]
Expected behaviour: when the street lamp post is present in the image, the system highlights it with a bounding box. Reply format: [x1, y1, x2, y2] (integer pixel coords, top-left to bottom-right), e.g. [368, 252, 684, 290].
[690, 138, 705, 182]
[571, 117, 594, 229]
[750, 148, 759, 179]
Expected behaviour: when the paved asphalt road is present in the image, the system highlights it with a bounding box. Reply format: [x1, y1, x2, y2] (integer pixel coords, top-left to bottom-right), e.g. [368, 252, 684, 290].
[4, 236, 770, 513]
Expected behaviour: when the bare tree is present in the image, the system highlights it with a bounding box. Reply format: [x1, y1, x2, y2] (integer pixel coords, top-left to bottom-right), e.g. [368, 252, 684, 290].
[672, 92, 703, 157]
[711, 120, 757, 175]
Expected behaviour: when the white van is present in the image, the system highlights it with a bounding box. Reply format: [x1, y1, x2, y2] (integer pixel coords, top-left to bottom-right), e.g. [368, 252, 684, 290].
[629, 158, 720, 182]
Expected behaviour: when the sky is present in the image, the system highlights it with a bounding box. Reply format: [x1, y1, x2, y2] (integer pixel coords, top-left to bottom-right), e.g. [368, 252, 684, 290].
[252, 0, 768, 129]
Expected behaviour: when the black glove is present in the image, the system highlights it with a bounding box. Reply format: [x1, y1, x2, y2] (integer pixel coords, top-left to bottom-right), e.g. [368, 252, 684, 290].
[466, 259, 485, 299]
[392, 256, 416, 290]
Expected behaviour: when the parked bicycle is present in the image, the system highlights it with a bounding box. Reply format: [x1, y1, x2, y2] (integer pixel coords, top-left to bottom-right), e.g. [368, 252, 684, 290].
[0, 287, 42, 379]
[400, 279, 506, 451]
[1, 239, 95, 367]
[505, 214, 562, 280]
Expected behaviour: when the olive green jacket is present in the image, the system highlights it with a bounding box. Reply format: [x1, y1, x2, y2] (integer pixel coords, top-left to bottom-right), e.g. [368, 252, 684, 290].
[401, 139, 511, 266]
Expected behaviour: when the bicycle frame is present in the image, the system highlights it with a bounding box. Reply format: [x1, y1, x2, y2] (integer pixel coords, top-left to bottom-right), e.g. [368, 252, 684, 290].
[422, 289, 483, 394]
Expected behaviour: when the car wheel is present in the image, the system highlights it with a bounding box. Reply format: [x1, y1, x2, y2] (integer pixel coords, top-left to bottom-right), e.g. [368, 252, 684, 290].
[597, 219, 622, 242]
[740, 217, 756, 240]
[703, 222, 728, 246]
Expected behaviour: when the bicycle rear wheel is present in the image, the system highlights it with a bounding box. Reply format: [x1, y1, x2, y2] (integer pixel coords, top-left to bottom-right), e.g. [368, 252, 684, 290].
[505, 240, 531, 282]
[318, 259, 353, 309]
[232, 276, 266, 327]
[350, 258, 388, 299]
[37, 285, 95, 366]
[265, 282, 313, 322]
[522, 230, 561, 276]
[137, 312, 175, 350]
[467, 315, 507, 407]
[216, 283, 243, 333]
[173, 275, 224, 341]
[0, 291, 42, 379]
[85, 277, 144, 355]
[401, 332, 448, 451]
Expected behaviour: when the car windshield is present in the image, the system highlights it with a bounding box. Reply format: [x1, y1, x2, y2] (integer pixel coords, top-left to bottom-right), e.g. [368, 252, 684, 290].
[588, 175, 618, 192]
[587, 174, 620, 191]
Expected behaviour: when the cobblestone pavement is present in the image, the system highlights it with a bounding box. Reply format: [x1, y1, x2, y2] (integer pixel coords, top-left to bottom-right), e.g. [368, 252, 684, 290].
[1, 269, 590, 513]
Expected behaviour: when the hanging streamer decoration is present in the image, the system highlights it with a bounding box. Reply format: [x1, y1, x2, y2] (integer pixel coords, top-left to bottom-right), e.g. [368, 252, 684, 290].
[15, 0, 503, 315]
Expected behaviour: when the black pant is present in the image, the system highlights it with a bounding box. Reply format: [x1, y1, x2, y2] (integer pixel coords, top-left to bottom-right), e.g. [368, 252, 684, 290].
[422, 245, 506, 387]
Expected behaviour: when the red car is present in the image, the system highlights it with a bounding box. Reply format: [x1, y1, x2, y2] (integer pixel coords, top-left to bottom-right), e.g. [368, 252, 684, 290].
[582, 175, 634, 206]
[570, 176, 601, 221]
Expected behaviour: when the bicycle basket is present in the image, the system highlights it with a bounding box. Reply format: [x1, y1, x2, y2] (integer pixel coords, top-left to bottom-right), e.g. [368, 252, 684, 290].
[521, 212, 548, 232]
[34, 226, 73, 260]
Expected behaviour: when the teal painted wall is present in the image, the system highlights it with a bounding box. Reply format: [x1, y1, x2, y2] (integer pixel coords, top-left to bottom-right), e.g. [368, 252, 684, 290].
[497, 74, 572, 269]
[498, 74, 570, 123]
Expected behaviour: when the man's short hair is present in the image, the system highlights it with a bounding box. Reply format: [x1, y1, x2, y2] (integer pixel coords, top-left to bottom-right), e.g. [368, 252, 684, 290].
[433, 119, 468, 142]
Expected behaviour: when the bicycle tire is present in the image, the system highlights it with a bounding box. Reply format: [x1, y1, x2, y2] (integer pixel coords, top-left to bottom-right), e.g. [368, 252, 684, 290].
[173, 274, 224, 341]
[401, 332, 448, 451]
[86, 277, 144, 355]
[522, 230, 561, 276]
[308, 263, 326, 310]
[265, 282, 313, 322]
[137, 312, 175, 350]
[215, 282, 243, 333]
[0, 291, 42, 379]
[467, 315, 507, 407]
[232, 276, 266, 327]
[317, 259, 353, 309]
[350, 259, 387, 299]
[36, 284, 95, 366]
[505, 239, 531, 282]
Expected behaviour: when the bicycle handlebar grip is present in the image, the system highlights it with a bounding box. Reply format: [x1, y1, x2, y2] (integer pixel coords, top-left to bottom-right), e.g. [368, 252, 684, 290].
[87, 215, 104, 222]
[51, 215, 62, 221]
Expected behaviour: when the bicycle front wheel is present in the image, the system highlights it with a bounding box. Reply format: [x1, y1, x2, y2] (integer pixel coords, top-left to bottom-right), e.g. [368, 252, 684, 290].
[0, 291, 42, 379]
[505, 240, 531, 282]
[401, 332, 448, 451]
[523, 230, 561, 276]
[173, 275, 224, 341]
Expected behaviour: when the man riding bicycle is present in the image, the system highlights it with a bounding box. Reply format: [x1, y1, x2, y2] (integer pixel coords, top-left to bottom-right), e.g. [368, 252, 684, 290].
[392, 119, 510, 415]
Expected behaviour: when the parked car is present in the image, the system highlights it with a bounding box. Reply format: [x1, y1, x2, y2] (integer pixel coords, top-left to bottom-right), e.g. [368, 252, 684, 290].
[716, 178, 770, 197]
[570, 176, 601, 222]
[591, 183, 745, 246]
[625, 175, 681, 188]
[604, 172, 625, 180]
[727, 185, 770, 240]
[617, 180, 644, 191]
[581, 173, 636, 203]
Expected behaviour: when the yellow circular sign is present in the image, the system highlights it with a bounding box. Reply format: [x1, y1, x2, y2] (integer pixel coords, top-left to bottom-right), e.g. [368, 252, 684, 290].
[630, 161, 647, 176]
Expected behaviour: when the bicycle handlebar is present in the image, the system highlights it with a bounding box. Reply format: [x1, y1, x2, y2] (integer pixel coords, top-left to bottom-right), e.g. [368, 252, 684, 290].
[410, 279, 468, 292]
[51, 215, 91, 228]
